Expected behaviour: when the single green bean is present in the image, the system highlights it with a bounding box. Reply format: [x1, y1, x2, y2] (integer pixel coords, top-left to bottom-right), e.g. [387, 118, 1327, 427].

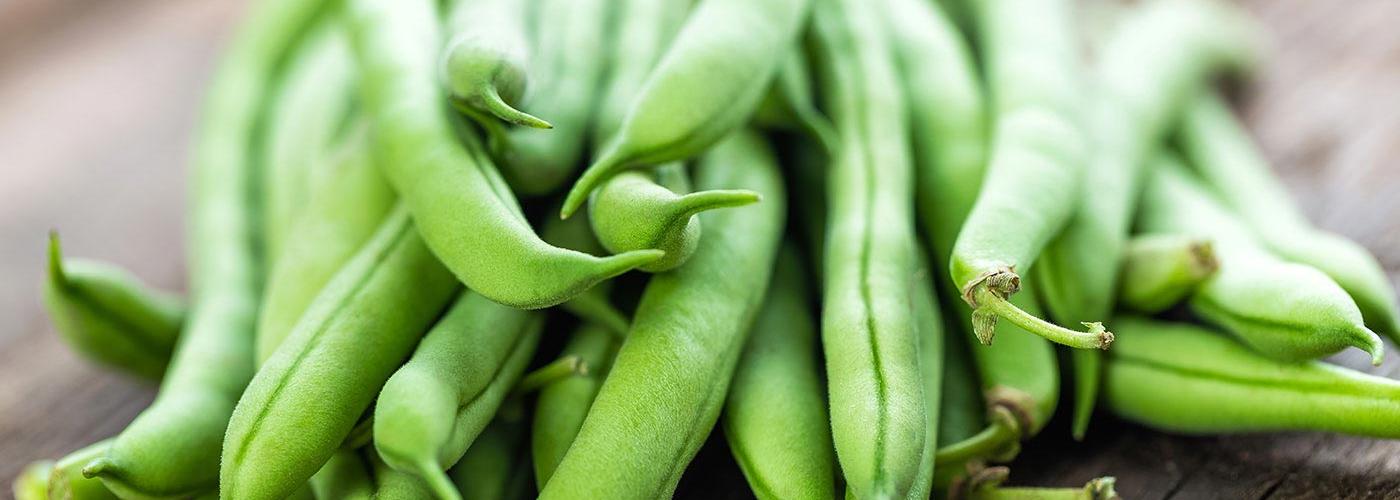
[1028, 0, 1258, 438]
[812, 0, 929, 495]
[945, 0, 1109, 350]
[260, 18, 359, 260]
[370, 454, 436, 500]
[539, 129, 785, 499]
[83, 1, 329, 496]
[1180, 91, 1400, 343]
[539, 207, 631, 337]
[1117, 235, 1217, 314]
[1105, 315, 1400, 437]
[220, 207, 461, 500]
[43, 234, 182, 381]
[255, 122, 395, 364]
[373, 292, 543, 499]
[48, 440, 117, 500]
[440, 0, 550, 132]
[559, 0, 812, 217]
[722, 246, 836, 500]
[952, 466, 1119, 500]
[309, 450, 374, 500]
[350, 0, 659, 309]
[588, 168, 760, 272]
[531, 324, 620, 487]
[1138, 154, 1383, 363]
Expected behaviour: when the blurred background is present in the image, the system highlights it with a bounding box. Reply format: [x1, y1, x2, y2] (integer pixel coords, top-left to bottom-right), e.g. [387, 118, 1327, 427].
[1, 0, 1399, 497]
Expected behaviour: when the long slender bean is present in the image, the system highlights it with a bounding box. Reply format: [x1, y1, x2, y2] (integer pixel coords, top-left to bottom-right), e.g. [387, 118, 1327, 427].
[539, 130, 785, 499]
[1117, 235, 1217, 314]
[1180, 91, 1400, 343]
[82, 1, 330, 496]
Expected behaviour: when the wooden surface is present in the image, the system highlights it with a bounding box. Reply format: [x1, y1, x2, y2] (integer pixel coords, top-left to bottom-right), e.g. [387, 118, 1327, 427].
[2, 1, 1399, 498]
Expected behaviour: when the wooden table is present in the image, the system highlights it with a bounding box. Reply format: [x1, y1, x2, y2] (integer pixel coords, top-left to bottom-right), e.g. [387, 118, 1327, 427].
[2, 1, 1398, 498]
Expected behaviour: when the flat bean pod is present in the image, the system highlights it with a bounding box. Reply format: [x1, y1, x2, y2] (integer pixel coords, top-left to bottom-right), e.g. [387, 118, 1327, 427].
[84, 0, 331, 496]
[1138, 155, 1383, 363]
[255, 123, 395, 364]
[440, 0, 549, 131]
[722, 246, 836, 500]
[373, 292, 543, 498]
[539, 130, 785, 499]
[43, 235, 183, 381]
[1117, 235, 1217, 314]
[1105, 316, 1400, 438]
[559, 0, 812, 217]
[220, 207, 461, 500]
[531, 324, 620, 486]
[350, 0, 660, 310]
[1180, 91, 1400, 343]
[812, 0, 931, 495]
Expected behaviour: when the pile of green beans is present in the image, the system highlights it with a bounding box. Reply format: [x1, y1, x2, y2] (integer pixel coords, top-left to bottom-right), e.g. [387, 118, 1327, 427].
[19, 0, 1400, 498]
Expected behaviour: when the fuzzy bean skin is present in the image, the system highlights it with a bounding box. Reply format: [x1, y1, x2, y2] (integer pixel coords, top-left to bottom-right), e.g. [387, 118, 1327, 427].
[373, 293, 543, 498]
[559, 0, 812, 217]
[255, 124, 395, 364]
[309, 451, 374, 500]
[1139, 156, 1383, 363]
[531, 324, 619, 487]
[1117, 235, 1217, 314]
[589, 0, 691, 149]
[907, 264, 945, 500]
[1180, 91, 1400, 343]
[370, 456, 436, 500]
[539, 130, 785, 499]
[48, 440, 117, 500]
[1105, 316, 1400, 438]
[441, 0, 548, 131]
[722, 247, 836, 500]
[84, 1, 329, 497]
[589, 169, 759, 272]
[220, 208, 460, 500]
[448, 417, 533, 500]
[350, 0, 660, 310]
[43, 236, 182, 381]
[812, 0, 929, 495]
[259, 20, 358, 260]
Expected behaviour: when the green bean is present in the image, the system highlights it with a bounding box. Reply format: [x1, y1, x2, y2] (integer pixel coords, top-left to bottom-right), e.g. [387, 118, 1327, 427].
[952, 466, 1119, 500]
[559, 0, 812, 218]
[43, 234, 182, 381]
[1105, 315, 1400, 438]
[1117, 235, 1217, 314]
[1180, 91, 1400, 343]
[751, 51, 838, 153]
[589, 168, 760, 272]
[908, 264, 945, 500]
[722, 246, 836, 500]
[14, 460, 50, 500]
[260, 18, 359, 260]
[255, 122, 395, 364]
[370, 454, 436, 500]
[48, 440, 117, 500]
[1028, 0, 1257, 437]
[440, 0, 550, 132]
[220, 207, 460, 500]
[488, 0, 611, 196]
[944, 0, 1110, 350]
[373, 292, 543, 499]
[531, 324, 619, 487]
[448, 417, 533, 500]
[539, 208, 631, 336]
[309, 450, 374, 500]
[1139, 155, 1384, 363]
[539, 129, 785, 499]
[589, 0, 692, 148]
[350, 0, 659, 309]
[83, 1, 329, 496]
[811, 0, 930, 495]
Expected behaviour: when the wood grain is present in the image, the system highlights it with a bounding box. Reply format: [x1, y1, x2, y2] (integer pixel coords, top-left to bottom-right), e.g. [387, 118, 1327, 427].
[1, 0, 1398, 498]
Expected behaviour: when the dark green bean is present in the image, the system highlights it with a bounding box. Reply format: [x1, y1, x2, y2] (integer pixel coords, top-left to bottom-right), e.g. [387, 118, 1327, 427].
[448, 417, 533, 500]
[1117, 235, 1217, 314]
[220, 207, 460, 500]
[1138, 154, 1383, 363]
[722, 246, 836, 500]
[751, 51, 838, 153]
[539, 130, 785, 499]
[43, 234, 182, 381]
[1180, 91, 1400, 343]
[1105, 315, 1400, 438]
[83, 0, 330, 496]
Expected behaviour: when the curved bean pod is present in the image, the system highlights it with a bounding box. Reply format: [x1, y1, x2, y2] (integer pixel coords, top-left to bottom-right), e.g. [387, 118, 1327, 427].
[559, 0, 812, 218]
[1180, 91, 1400, 343]
[1117, 235, 1217, 314]
[531, 324, 620, 487]
[373, 292, 543, 498]
[220, 207, 461, 500]
[350, 0, 659, 309]
[539, 129, 785, 499]
[255, 122, 395, 364]
[1105, 316, 1400, 438]
[83, 1, 330, 496]
[440, 0, 549, 131]
[589, 169, 760, 272]
[1138, 155, 1383, 363]
[722, 246, 836, 500]
[43, 234, 182, 381]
